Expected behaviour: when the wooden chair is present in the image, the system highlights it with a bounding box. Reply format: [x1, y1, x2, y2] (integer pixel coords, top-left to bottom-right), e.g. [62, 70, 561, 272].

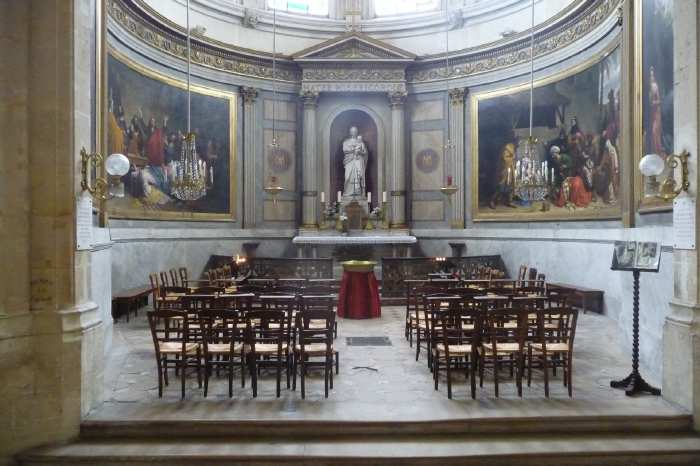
[528, 307, 578, 397]
[190, 285, 223, 295]
[159, 271, 171, 288]
[420, 294, 461, 369]
[406, 283, 440, 346]
[429, 300, 480, 399]
[198, 309, 245, 397]
[293, 308, 336, 399]
[169, 269, 180, 287]
[479, 307, 528, 397]
[245, 310, 290, 398]
[300, 294, 339, 371]
[178, 267, 189, 287]
[516, 265, 528, 288]
[147, 309, 202, 398]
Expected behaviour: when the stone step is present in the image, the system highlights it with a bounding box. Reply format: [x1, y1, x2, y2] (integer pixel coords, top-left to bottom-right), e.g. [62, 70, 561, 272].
[80, 414, 694, 439]
[18, 432, 700, 465]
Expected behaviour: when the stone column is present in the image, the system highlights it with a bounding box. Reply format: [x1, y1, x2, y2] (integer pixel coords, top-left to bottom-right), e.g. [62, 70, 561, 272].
[388, 91, 407, 228]
[301, 90, 319, 229]
[448, 88, 467, 228]
[662, 0, 700, 426]
[241, 87, 258, 228]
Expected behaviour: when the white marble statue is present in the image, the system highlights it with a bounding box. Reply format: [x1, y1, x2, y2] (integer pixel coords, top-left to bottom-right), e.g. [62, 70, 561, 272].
[342, 126, 368, 197]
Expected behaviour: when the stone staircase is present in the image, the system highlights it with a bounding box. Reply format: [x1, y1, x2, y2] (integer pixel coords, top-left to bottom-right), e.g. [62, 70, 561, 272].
[18, 415, 700, 465]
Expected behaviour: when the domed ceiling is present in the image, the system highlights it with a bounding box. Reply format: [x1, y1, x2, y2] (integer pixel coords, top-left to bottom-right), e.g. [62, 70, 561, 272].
[131, 0, 585, 56]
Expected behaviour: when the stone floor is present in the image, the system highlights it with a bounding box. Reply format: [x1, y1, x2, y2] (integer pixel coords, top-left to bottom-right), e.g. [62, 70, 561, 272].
[87, 306, 683, 422]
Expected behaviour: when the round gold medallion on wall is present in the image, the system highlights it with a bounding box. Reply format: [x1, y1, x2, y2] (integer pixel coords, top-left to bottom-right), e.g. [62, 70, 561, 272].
[415, 148, 440, 174]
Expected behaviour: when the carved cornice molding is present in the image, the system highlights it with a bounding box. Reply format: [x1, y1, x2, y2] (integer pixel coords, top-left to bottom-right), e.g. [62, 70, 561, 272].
[108, 0, 301, 83]
[407, 0, 621, 83]
[302, 82, 407, 93]
[110, 0, 620, 88]
[241, 87, 259, 104]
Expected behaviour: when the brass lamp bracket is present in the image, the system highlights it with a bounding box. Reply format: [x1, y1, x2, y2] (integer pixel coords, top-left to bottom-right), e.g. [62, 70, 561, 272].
[659, 150, 691, 201]
[80, 147, 108, 200]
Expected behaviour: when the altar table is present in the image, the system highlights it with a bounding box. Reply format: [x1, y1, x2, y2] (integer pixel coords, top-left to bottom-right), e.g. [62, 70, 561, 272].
[338, 270, 381, 319]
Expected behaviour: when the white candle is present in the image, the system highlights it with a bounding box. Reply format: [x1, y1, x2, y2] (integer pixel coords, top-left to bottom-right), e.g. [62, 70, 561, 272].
[367, 192, 372, 204]
[320, 191, 325, 203]
[337, 191, 342, 203]
[382, 191, 387, 203]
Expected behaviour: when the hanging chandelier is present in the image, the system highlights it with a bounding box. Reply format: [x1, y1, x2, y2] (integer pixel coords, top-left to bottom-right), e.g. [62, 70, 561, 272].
[443, 1, 453, 158]
[264, 4, 284, 201]
[512, 0, 550, 204]
[171, 0, 207, 201]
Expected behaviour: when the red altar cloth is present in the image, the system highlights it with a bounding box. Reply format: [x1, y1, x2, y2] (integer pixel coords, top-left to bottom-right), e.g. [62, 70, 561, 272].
[337, 270, 381, 319]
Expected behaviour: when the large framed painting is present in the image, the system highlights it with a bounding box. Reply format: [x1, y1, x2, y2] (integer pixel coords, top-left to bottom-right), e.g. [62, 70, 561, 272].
[471, 43, 622, 222]
[635, 0, 674, 212]
[106, 50, 236, 220]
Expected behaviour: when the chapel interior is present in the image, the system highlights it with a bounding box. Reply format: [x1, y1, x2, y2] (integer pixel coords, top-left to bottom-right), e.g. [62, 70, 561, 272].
[4, 0, 700, 464]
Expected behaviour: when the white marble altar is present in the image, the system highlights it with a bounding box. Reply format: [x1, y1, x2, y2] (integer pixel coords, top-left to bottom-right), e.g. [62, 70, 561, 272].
[292, 232, 416, 258]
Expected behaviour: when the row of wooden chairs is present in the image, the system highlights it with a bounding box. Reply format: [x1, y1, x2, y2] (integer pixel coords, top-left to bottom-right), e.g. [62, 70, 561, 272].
[205, 264, 233, 285]
[148, 293, 340, 399]
[409, 290, 577, 399]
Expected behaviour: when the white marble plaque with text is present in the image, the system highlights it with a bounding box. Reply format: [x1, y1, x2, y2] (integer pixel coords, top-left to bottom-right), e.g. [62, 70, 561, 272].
[76, 192, 93, 251]
[673, 195, 696, 250]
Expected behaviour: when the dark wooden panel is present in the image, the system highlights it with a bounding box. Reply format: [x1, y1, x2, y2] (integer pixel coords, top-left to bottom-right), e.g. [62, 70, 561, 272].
[249, 257, 334, 279]
[380, 255, 508, 297]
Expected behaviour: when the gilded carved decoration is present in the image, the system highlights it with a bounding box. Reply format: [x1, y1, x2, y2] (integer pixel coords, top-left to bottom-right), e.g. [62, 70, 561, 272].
[388, 91, 407, 108]
[448, 88, 467, 105]
[302, 67, 405, 82]
[407, 0, 622, 83]
[109, 0, 620, 86]
[300, 90, 319, 106]
[107, 0, 300, 82]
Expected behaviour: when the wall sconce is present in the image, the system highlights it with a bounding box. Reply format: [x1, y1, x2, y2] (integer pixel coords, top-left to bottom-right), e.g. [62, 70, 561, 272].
[80, 148, 130, 200]
[263, 175, 285, 205]
[639, 150, 690, 201]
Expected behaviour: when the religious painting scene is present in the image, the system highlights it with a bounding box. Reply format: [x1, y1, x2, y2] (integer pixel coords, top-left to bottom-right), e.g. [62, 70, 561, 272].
[640, 0, 675, 205]
[475, 47, 621, 220]
[9, 0, 700, 464]
[107, 54, 234, 219]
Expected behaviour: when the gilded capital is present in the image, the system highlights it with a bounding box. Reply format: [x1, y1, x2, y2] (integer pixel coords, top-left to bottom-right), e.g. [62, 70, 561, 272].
[241, 87, 258, 104]
[448, 88, 467, 106]
[388, 91, 407, 108]
[300, 90, 319, 107]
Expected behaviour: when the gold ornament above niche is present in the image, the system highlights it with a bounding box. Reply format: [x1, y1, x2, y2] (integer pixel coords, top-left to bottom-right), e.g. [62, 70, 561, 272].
[109, 0, 621, 86]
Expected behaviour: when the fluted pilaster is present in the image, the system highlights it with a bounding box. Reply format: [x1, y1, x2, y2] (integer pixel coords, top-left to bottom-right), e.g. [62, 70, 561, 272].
[301, 90, 319, 228]
[388, 91, 407, 228]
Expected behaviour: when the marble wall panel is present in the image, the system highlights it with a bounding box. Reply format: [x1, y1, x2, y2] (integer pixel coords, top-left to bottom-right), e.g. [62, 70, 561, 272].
[263, 200, 296, 222]
[412, 200, 445, 222]
[264, 99, 296, 122]
[263, 128, 296, 190]
[410, 99, 444, 122]
[411, 130, 444, 190]
[110, 231, 294, 292]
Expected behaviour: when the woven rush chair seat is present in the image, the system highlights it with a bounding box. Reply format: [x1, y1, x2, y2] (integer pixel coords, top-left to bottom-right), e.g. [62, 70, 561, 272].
[482, 342, 521, 354]
[294, 342, 331, 355]
[158, 341, 199, 354]
[530, 342, 569, 352]
[250, 342, 289, 354]
[207, 343, 244, 354]
[434, 343, 471, 355]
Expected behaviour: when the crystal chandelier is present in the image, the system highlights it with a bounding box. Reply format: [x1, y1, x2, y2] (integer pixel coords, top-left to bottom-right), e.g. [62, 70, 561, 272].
[171, 0, 207, 201]
[512, 0, 550, 204]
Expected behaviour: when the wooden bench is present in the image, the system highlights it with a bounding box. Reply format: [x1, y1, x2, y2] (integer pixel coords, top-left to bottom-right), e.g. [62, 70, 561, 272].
[547, 282, 604, 314]
[111, 285, 152, 322]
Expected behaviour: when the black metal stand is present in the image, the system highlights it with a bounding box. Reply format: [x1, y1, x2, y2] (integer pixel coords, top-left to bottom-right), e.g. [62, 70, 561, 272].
[610, 269, 661, 396]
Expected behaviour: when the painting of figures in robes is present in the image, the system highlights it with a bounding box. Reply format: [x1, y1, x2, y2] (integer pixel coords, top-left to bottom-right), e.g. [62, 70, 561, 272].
[106, 52, 236, 220]
[472, 44, 622, 221]
[638, 0, 674, 210]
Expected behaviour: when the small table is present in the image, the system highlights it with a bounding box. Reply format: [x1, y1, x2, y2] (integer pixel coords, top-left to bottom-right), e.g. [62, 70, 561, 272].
[112, 285, 152, 322]
[338, 261, 381, 319]
[548, 282, 604, 314]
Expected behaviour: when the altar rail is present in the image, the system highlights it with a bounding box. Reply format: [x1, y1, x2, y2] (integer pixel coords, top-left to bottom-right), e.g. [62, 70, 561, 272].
[380, 255, 508, 297]
[248, 257, 334, 279]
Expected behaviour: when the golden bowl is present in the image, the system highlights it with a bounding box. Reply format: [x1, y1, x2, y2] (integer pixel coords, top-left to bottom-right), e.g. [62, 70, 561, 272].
[341, 260, 377, 273]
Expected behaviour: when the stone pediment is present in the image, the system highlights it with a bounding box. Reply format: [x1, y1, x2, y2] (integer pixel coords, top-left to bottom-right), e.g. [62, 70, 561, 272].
[292, 33, 416, 63]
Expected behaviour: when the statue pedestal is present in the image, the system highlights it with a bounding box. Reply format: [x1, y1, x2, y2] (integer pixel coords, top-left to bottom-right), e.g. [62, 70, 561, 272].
[344, 201, 365, 230]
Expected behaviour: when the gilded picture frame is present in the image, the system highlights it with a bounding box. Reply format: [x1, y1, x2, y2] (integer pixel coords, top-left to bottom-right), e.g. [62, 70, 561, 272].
[633, 0, 675, 213]
[105, 48, 237, 221]
[471, 39, 623, 222]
